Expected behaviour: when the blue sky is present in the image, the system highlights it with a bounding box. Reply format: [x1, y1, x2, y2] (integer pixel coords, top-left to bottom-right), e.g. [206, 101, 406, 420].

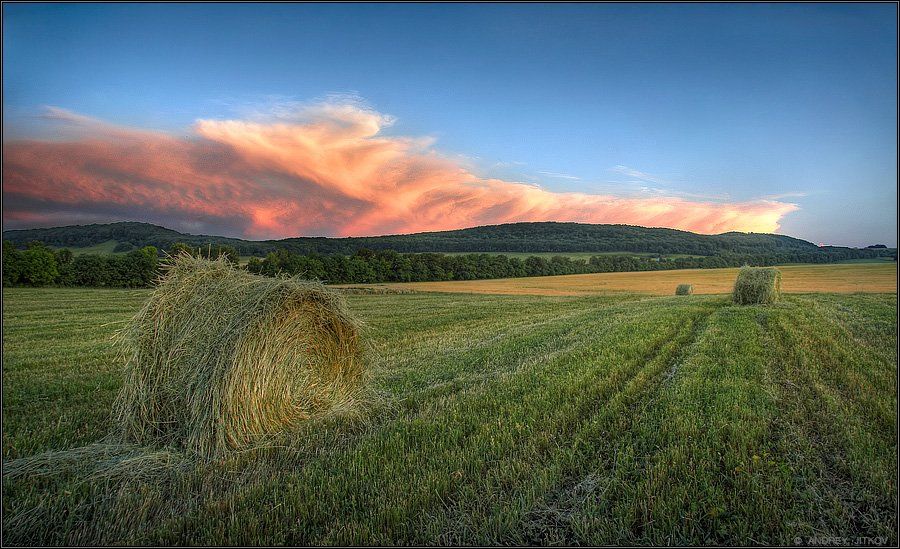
[3, 3, 897, 245]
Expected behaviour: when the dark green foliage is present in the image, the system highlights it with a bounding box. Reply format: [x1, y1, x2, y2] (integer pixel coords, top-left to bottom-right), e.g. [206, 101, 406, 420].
[18, 243, 59, 286]
[732, 266, 782, 305]
[3, 240, 23, 286]
[55, 248, 74, 266]
[12, 245, 161, 288]
[5, 221, 895, 260]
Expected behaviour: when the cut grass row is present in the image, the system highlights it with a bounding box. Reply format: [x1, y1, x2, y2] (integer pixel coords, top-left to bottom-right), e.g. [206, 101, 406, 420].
[1, 288, 896, 545]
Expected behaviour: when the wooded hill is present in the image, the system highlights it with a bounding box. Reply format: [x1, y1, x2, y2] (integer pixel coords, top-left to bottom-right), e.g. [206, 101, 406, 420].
[3, 221, 887, 258]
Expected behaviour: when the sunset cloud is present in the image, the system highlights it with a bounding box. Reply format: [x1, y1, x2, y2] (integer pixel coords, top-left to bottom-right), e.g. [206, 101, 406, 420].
[2, 101, 799, 239]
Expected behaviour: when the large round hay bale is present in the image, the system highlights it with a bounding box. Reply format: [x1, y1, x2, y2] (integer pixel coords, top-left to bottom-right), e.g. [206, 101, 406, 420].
[675, 284, 693, 295]
[112, 255, 367, 459]
[732, 266, 782, 305]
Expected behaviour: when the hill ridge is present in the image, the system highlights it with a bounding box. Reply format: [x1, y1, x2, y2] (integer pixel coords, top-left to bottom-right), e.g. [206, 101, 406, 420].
[0, 220, 862, 257]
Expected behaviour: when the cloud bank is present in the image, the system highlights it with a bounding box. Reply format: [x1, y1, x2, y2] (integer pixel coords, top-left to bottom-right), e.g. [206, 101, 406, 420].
[2, 101, 798, 239]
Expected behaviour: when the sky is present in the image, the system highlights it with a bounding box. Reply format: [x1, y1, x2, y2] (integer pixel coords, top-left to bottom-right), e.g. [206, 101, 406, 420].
[2, 3, 896, 246]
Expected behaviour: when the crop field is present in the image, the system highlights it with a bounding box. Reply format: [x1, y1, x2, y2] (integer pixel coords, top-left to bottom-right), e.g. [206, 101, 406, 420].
[438, 251, 703, 260]
[2, 283, 896, 545]
[344, 262, 898, 296]
[49, 239, 125, 256]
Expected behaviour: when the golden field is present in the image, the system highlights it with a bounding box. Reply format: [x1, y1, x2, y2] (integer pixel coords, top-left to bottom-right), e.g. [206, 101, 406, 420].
[337, 262, 897, 296]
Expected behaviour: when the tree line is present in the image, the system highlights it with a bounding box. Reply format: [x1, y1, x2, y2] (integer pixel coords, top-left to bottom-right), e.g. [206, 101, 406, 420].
[246, 247, 895, 284]
[2, 241, 239, 288]
[4, 238, 893, 288]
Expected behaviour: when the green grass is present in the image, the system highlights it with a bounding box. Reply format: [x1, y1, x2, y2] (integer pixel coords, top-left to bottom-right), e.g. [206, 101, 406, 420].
[2, 288, 896, 545]
[50, 240, 127, 255]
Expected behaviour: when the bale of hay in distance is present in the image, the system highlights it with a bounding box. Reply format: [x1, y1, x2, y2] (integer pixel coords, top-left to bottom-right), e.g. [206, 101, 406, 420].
[675, 284, 693, 295]
[112, 254, 367, 459]
[732, 266, 782, 305]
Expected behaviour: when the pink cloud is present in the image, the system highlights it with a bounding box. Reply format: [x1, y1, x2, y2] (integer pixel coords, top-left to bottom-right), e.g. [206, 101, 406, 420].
[2, 101, 798, 239]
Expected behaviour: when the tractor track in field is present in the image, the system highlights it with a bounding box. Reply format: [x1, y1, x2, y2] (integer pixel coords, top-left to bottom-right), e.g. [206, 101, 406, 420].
[510, 303, 718, 545]
[387, 301, 675, 415]
[765, 311, 897, 542]
[431, 303, 719, 545]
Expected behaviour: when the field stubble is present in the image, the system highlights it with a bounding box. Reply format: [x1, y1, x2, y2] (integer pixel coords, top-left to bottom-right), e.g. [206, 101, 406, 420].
[338, 262, 897, 296]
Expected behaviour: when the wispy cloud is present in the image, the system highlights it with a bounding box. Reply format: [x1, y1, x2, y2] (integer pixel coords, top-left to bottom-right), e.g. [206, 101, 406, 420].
[493, 160, 526, 168]
[537, 171, 582, 181]
[761, 191, 808, 200]
[2, 99, 799, 238]
[610, 165, 670, 186]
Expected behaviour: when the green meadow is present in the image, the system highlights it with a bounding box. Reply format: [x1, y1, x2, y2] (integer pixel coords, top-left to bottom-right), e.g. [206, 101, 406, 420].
[2, 287, 897, 545]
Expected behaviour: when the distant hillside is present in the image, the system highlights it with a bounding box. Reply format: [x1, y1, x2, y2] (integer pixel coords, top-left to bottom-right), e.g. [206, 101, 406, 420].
[0, 220, 879, 257]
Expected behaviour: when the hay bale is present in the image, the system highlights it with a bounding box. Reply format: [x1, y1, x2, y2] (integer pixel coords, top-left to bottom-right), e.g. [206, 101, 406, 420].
[675, 284, 693, 295]
[732, 266, 782, 305]
[112, 254, 367, 459]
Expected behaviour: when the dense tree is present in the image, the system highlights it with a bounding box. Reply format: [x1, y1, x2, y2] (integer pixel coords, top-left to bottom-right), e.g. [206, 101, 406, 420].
[3, 240, 22, 286]
[55, 248, 74, 266]
[18, 243, 59, 286]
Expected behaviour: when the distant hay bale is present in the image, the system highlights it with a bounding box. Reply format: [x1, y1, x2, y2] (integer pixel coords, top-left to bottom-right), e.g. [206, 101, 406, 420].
[732, 266, 782, 305]
[675, 284, 693, 295]
[112, 254, 367, 459]
[335, 286, 416, 295]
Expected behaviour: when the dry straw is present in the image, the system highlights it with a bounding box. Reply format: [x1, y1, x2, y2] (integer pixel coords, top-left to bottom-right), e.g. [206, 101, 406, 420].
[675, 284, 693, 295]
[732, 266, 782, 305]
[2, 255, 372, 541]
[112, 254, 369, 459]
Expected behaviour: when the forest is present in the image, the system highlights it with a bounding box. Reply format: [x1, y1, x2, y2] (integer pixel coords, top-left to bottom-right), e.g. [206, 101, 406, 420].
[3, 239, 894, 288]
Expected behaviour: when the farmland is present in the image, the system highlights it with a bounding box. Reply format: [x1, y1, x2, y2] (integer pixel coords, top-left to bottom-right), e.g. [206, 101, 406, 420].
[339, 262, 898, 296]
[2, 273, 896, 545]
[438, 251, 703, 260]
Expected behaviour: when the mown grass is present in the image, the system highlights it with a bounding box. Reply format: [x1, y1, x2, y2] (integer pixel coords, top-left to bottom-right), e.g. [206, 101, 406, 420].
[1, 287, 896, 545]
[49, 240, 125, 255]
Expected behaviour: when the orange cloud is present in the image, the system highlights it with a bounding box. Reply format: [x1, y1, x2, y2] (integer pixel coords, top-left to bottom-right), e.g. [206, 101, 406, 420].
[2, 102, 798, 239]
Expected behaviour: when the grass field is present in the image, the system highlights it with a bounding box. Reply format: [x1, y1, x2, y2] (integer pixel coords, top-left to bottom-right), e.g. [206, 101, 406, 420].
[50, 239, 125, 255]
[341, 263, 897, 296]
[2, 284, 896, 545]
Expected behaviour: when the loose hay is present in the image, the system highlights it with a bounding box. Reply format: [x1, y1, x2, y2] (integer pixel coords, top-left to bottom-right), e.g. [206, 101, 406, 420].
[732, 266, 782, 305]
[675, 284, 693, 295]
[112, 254, 368, 459]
